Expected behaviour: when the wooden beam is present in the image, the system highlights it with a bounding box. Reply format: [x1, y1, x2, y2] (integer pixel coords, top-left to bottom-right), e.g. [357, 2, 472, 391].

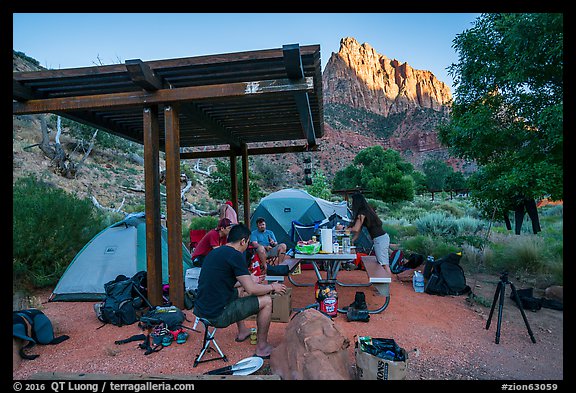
[13, 77, 315, 115]
[283, 44, 316, 147]
[143, 106, 163, 307]
[180, 144, 317, 160]
[13, 79, 39, 101]
[179, 102, 242, 150]
[125, 59, 163, 91]
[164, 104, 184, 310]
[12, 45, 320, 82]
[241, 143, 250, 227]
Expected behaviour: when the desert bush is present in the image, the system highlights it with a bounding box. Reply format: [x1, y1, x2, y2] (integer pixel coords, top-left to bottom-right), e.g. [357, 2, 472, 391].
[187, 216, 219, 232]
[400, 235, 459, 259]
[13, 175, 109, 289]
[415, 212, 458, 237]
[432, 201, 465, 217]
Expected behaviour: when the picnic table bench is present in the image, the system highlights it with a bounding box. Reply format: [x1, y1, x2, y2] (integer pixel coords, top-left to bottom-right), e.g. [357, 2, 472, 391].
[264, 257, 300, 283]
[358, 255, 392, 314]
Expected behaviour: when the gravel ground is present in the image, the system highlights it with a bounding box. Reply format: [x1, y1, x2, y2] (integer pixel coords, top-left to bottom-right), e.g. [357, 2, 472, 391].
[13, 270, 563, 381]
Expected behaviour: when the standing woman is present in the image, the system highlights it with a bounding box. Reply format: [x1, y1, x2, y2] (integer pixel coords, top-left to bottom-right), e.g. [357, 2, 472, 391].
[348, 193, 391, 274]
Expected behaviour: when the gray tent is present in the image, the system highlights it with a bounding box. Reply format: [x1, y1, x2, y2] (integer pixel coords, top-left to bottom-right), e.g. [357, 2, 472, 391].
[250, 188, 372, 252]
[50, 212, 193, 301]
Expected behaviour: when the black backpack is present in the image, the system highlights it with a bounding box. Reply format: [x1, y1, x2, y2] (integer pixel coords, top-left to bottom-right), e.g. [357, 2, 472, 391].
[13, 309, 70, 359]
[94, 272, 151, 326]
[424, 252, 471, 296]
[138, 306, 186, 330]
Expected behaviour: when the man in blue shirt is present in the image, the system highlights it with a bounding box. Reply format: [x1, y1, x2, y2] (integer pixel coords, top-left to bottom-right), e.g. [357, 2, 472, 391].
[194, 223, 287, 358]
[250, 217, 287, 266]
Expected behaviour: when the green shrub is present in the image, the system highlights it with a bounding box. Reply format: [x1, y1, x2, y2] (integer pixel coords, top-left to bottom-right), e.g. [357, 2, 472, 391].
[432, 202, 465, 218]
[13, 175, 109, 289]
[415, 212, 458, 237]
[187, 216, 219, 232]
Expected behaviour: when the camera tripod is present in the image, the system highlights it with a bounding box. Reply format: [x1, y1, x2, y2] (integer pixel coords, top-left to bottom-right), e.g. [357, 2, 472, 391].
[485, 272, 537, 344]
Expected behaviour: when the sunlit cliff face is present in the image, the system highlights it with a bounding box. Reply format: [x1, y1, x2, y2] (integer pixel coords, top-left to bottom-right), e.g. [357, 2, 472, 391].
[322, 37, 452, 117]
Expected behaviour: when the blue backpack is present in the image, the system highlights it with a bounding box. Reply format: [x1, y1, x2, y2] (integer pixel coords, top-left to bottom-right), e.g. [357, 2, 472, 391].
[389, 250, 406, 274]
[13, 308, 70, 359]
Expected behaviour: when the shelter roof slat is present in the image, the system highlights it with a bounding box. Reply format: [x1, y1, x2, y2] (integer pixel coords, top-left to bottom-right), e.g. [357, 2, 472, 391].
[13, 43, 323, 152]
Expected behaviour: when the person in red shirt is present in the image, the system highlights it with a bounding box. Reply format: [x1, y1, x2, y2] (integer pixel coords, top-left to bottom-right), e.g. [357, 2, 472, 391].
[191, 218, 233, 267]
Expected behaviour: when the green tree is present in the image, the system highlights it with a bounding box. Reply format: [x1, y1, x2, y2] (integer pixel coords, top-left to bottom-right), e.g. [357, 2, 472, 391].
[305, 170, 332, 200]
[333, 146, 414, 202]
[422, 159, 452, 191]
[438, 13, 563, 216]
[445, 171, 467, 192]
[206, 159, 263, 203]
[411, 170, 428, 195]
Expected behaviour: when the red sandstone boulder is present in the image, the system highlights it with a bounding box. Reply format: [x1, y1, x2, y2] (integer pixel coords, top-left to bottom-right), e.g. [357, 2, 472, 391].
[269, 308, 352, 380]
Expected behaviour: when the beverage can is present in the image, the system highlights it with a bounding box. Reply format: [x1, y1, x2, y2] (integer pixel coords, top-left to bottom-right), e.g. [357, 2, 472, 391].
[250, 328, 257, 345]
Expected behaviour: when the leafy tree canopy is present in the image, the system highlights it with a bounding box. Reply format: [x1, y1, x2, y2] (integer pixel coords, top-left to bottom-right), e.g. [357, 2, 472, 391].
[333, 146, 414, 202]
[422, 159, 452, 191]
[305, 170, 332, 200]
[206, 159, 263, 203]
[438, 13, 563, 216]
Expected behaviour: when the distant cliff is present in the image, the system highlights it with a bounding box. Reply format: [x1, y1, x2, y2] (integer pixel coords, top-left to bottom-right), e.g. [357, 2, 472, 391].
[323, 37, 452, 117]
[321, 37, 474, 173]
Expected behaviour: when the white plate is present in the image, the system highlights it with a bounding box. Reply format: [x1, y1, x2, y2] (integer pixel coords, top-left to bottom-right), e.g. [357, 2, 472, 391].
[232, 356, 264, 375]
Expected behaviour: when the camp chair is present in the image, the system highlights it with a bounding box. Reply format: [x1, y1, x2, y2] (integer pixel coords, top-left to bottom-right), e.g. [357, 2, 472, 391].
[189, 229, 207, 253]
[291, 221, 319, 243]
[192, 316, 227, 367]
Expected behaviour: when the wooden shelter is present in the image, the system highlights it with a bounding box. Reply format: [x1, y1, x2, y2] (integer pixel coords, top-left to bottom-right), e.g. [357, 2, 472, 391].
[13, 44, 324, 308]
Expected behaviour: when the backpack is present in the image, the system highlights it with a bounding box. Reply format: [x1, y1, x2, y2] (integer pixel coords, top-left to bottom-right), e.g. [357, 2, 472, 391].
[94, 272, 150, 326]
[13, 308, 70, 360]
[424, 252, 471, 296]
[389, 250, 406, 274]
[138, 306, 186, 331]
[404, 253, 425, 269]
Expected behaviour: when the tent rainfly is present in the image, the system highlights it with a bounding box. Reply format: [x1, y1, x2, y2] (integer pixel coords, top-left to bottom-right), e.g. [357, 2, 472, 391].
[50, 213, 193, 301]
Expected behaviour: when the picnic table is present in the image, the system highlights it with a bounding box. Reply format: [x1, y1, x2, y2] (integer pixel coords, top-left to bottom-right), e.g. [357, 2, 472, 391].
[265, 253, 391, 314]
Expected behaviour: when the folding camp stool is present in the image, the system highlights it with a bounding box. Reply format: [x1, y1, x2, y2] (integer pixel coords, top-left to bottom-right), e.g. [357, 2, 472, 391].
[193, 317, 228, 367]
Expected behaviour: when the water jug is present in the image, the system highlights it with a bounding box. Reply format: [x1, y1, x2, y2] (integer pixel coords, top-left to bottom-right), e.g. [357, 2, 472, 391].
[342, 237, 351, 253]
[413, 271, 425, 293]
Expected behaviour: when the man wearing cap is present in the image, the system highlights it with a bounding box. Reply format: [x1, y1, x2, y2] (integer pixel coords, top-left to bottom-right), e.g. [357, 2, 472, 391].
[191, 218, 233, 267]
[219, 201, 238, 224]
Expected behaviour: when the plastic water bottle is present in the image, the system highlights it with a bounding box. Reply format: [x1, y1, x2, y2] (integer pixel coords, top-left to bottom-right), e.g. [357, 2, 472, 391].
[413, 271, 425, 293]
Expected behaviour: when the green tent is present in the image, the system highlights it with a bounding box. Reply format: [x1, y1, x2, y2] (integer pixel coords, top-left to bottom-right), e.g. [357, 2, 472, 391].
[50, 212, 193, 301]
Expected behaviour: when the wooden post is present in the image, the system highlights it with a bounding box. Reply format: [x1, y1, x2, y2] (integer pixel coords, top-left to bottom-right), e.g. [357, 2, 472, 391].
[241, 143, 250, 227]
[164, 104, 184, 309]
[230, 154, 238, 219]
[143, 106, 163, 307]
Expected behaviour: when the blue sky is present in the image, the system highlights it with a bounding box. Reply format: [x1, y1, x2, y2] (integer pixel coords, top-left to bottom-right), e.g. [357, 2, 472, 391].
[13, 13, 481, 93]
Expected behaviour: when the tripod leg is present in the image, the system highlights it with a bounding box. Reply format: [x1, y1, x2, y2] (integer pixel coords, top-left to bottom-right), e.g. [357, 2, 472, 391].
[509, 283, 537, 343]
[495, 282, 506, 344]
[486, 281, 502, 330]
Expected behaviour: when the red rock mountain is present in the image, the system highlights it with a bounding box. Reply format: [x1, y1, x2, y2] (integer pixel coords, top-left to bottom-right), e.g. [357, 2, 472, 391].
[319, 37, 473, 174]
[323, 37, 452, 117]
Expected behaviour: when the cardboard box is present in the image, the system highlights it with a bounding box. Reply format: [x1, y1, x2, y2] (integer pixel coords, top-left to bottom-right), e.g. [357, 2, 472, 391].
[247, 288, 292, 323]
[354, 337, 408, 380]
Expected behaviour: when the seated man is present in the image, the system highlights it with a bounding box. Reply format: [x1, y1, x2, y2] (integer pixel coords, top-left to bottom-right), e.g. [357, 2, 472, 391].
[194, 223, 287, 358]
[191, 218, 233, 267]
[250, 217, 287, 266]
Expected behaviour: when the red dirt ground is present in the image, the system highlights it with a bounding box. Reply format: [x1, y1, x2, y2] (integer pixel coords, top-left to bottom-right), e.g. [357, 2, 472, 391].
[13, 270, 563, 381]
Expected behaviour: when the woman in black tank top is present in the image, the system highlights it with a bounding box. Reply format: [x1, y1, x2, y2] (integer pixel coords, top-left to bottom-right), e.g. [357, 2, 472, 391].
[348, 193, 391, 271]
